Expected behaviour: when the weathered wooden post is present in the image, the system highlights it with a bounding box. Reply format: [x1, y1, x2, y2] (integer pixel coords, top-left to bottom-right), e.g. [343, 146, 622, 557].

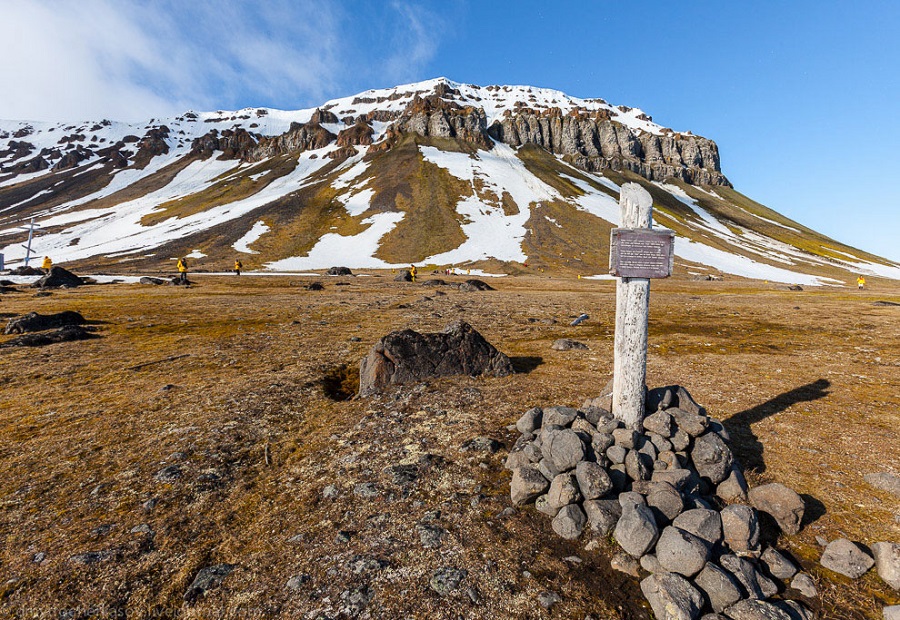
[609, 183, 674, 429]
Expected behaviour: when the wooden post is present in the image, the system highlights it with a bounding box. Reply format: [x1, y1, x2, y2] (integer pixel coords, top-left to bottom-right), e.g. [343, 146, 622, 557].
[612, 183, 653, 430]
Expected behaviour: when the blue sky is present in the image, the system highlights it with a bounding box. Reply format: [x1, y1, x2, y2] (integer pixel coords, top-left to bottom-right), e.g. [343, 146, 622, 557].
[1, 0, 898, 261]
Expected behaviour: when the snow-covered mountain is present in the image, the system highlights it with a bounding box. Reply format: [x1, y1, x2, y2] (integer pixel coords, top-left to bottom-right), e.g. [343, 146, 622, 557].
[1, 77, 897, 285]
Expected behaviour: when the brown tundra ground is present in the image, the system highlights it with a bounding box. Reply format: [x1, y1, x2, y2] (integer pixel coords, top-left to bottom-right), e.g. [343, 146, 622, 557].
[0, 272, 898, 619]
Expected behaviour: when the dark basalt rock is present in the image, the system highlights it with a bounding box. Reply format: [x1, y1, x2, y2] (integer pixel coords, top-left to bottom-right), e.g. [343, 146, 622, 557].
[5, 310, 86, 334]
[326, 266, 353, 276]
[1, 325, 96, 347]
[32, 266, 84, 289]
[358, 320, 514, 396]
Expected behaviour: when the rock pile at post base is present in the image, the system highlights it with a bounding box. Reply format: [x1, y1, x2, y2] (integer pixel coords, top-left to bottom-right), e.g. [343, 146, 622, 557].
[507, 383, 819, 620]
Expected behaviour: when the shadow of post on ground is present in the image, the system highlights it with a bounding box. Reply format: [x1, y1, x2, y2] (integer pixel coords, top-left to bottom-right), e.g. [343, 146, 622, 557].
[723, 378, 831, 473]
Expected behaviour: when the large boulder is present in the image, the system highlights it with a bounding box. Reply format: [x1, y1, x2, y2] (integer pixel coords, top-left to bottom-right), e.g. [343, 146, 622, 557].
[655, 526, 711, 577]
[614, 503, 660, 558]
[4, 310, 85, 334]
[640, 572, 705, 620]
[510, 466, 549, 505]
[819, 538, 875, 579]
[326, 266, 353, 276]
[872, 542, 900, 589]
[32, 266, 84, 288]
[748, 483, 805, 535]
[358, 320, 513, 395]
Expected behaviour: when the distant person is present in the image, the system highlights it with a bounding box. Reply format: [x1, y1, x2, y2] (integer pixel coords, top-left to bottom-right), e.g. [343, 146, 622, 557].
[41, 256, 52, 273]
[177, 257, 188, 284]
[410, 264, 417, 282]
[234, 259, 243, 276]
[857, 275, 865, 289]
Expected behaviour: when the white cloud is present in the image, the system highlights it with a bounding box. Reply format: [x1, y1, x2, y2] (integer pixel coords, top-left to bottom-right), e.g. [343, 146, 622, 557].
[0, 0, 343, 122]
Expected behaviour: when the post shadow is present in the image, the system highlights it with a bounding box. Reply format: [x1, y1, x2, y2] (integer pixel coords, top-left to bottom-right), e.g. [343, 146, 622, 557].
[723, 378, 830, 473]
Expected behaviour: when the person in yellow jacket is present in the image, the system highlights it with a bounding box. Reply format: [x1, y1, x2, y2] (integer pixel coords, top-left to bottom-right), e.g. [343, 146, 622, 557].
[41, 256, 52, 273]
[857, 275, 866, 289]
[176, 257, 188, 284]
[410, 264, 417, 282]
[234, 259, 243, 276]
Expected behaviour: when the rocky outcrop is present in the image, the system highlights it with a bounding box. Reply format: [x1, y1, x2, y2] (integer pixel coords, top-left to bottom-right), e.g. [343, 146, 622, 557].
[191, 127, 258, 160]
[32, 266, 85, 289]
[336, 119, 375, 147]
[133, 126, 170, 168]
[249, 121, 337, 161]
[487, 107, 729, 186]
[381, 92, 492, 150]
[358, 320, 514, 396]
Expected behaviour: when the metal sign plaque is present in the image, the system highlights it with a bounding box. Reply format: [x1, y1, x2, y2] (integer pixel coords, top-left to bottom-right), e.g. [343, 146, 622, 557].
[609, 228, 675, 278]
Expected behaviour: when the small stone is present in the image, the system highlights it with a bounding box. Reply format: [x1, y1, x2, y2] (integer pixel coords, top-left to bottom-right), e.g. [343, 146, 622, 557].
[543, 428, 587, 471]
[322, 484, 340, 499]
[510, 465, 549, 505]
[655, 526, 711, 577]
[340, 585, 373, 613]
[772, 600, 814, 620]
[643, 411, 674, 437]
[610, 552, 640, 577]
[719, 554, 771, 599]
[673, 509, 722, 546]
[417, 523, 446, 548]
[640, 553, 664, 573]
[716, 466, 749, 503]
[613, 428, 638, 449]
[575, 461, 613, 500]
[154, 464, 182, 482]
[652, 468, 693, 491]
[863, 472, 900, 498]
[691, 432, 734, 484]
[647, 482, 684, 524]
[538, 590, 562, 609]
[625, 450, 653, 481]
[607, 444, 627, 465]
[790, 572, 817, 598]
[820, 538, 875, 579]
[649, 433, 674, 453]
[544, 406, 579, 427]
[460, 436, 502, 453]
[882, 605, 900, 620]
[286, 574, 311, 591]
[723, 598, 792, 620]
[761, 547, 799, 580]
[429, 567, 467, 596]
[535, 494, 558, 517]
[694, 562, 743, 613]
[619, 491, 646, 509]
[872, 542, 900, 589]
[721, 504, 760, 553]
[547, 473, 583, 511]
[353, 482, 379, 498]
[551, 338, 588, 351]
[505, 450, 532, 471]
[583, 499, 622, 536]
[614, 503, 659, 558]
[640, 572, 704, 620]
[516, 407, 543, 434]
[183, 564, 235, 603]
[572, 417, 596, 435]
[670, 429, 691, 452]
[670, 408, 709, 437]
[552, 504, 587, 540]
[130, 524, 153, 535]
[749, 483, 805, 535]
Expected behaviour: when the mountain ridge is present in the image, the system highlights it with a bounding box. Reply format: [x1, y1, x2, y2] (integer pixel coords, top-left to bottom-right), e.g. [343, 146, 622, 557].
[1, 78, 898, 285]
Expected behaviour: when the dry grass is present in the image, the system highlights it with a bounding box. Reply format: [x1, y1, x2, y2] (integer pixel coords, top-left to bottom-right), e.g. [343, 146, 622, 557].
[0, 273, 898, 618]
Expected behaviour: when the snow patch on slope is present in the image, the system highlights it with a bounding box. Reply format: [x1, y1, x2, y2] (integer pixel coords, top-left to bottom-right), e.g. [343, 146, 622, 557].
[265, 213, 405, 271]
[234, 220, 270, 254]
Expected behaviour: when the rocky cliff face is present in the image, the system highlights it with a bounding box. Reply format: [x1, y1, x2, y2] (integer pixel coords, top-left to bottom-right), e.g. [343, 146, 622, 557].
[486, 109, 728, 186]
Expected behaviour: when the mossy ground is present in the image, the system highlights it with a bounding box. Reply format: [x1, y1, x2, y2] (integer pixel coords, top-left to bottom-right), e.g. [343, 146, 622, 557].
[0, 272, 897, 618]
